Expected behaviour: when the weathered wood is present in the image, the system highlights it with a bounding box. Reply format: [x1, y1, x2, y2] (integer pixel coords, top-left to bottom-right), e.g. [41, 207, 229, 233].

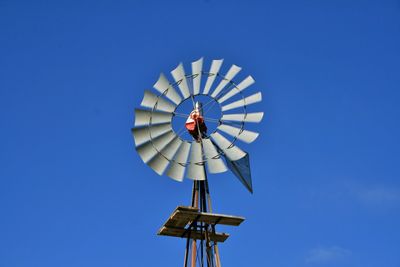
[164, 206, 199, 228]
[177, 206, 199, 212]
[159, 205, 244, 247]
[158, 226, 229, 243]
[168, 208, 245, 227]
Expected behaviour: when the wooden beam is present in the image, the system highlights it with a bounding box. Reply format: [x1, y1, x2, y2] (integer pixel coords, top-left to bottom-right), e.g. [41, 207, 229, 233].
[168, 208, 245, 227]
[158, 226, 229, 243]
[163, 206, 199, 228]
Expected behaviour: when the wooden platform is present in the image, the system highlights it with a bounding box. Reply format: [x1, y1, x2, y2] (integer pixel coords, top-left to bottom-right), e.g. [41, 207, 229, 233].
[158, 206, 245, 243]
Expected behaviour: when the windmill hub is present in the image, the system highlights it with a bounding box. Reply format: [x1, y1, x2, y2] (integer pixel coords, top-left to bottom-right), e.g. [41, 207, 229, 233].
[171, 95, 222, 142]
[184, 101, 207, 141]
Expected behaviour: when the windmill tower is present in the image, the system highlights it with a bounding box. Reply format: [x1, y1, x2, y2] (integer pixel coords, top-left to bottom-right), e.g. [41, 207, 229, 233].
[132, 58, 263, 266]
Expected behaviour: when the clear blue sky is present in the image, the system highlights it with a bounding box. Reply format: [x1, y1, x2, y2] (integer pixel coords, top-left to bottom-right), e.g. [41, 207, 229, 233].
[1, 0, 400, 266]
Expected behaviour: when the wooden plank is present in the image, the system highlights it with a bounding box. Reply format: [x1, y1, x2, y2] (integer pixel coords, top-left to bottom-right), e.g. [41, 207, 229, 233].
[176, 206, 198, 212]
[158, 226, 229, 243]
[172, 210, 245, 226]
[163, 206, 199, 228]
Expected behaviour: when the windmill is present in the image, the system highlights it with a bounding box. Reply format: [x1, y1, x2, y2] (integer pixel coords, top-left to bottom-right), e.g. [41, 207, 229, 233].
[132, 58, 263, 267]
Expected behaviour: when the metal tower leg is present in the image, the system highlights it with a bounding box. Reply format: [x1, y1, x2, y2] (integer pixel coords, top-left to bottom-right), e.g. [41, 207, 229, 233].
[204, 179, 221, 267]
[184, 181, 199, 267]
[183, 175, 222, 267]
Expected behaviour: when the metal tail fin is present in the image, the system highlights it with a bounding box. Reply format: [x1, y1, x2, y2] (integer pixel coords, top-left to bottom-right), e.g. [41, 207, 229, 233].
[223, 153, 253, 194]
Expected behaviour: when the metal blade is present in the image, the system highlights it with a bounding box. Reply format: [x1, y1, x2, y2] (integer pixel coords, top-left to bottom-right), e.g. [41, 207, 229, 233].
[134, 108, 173, 127]
[136, 131, 176, 163]
[147, 154, 170, 175]
[217, 75, 255, 104]
[131, 123, 172, 147]
[140, 90, 176, 113]
[171, 63, 190, 99]
[217, 124, 259, 143]
[166, 141, 191, 181]
[186, 142, 206, 180]
[191, 58, 203, 95]
[153, 73, 182, 105]
[147, 137, 183, 175]
[203, 59, 223, 95]
[221, 112, 264, 123]
[210, 64, 241, 98]
[202, 138, 227, 174]
[221, 92, 262, 112]
[210, 132, 246, 161]
[160, 137, 183, 160]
